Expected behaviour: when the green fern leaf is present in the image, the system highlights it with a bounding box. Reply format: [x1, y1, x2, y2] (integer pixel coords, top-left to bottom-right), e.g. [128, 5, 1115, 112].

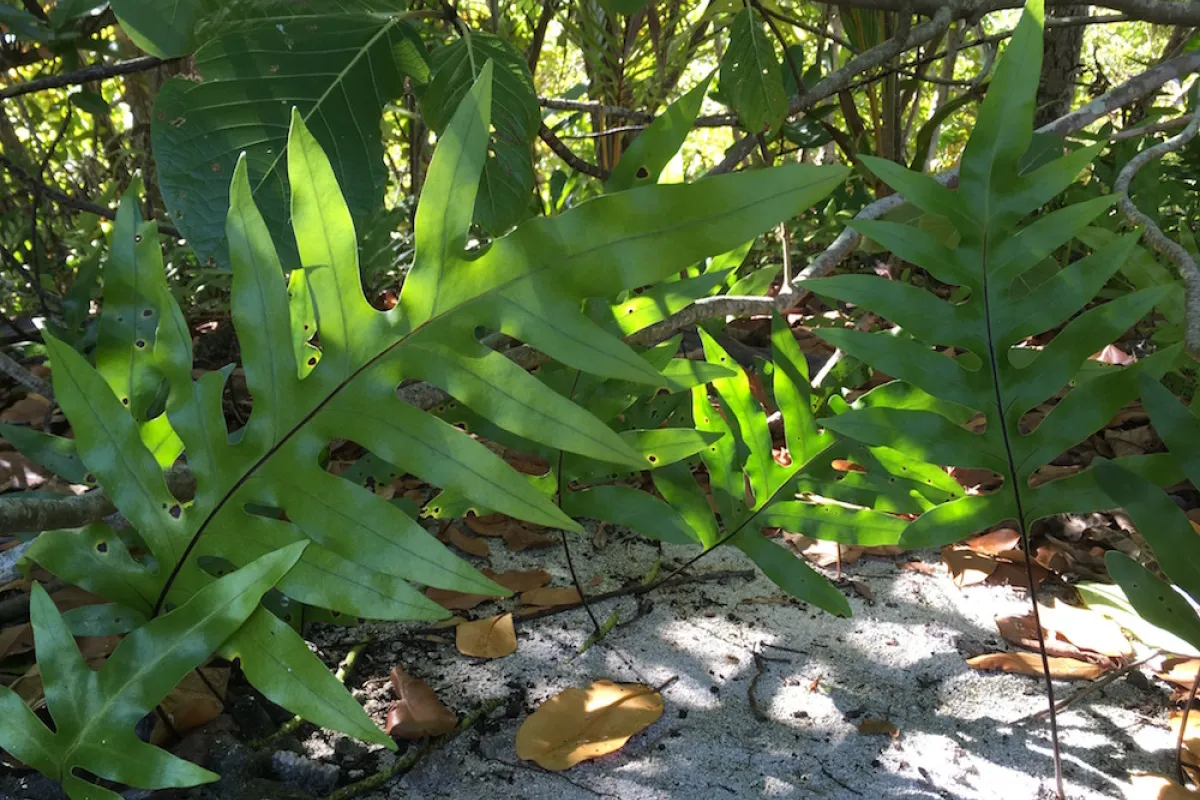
[24, 63, 848, 774]
[801, 0, 1182, 549]
[0, 543, 306, 800]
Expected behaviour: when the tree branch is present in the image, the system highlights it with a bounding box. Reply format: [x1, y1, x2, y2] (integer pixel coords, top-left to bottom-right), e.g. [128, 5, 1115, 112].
[711, 8, 948, 174]
[1115, 102, 1200, 355]
[537, 122, 610, 179]
[814, 0, 1200, 26]
[0, 56, 176, 101]
[0, 151, 183, 238]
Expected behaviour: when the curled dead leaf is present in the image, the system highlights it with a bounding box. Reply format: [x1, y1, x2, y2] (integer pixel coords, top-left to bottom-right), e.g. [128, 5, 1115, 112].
[386, 667, 458, 740]
[965, 652, 1105, 680]
[515, 680, 664, 770]
[456, 613, 517, 659]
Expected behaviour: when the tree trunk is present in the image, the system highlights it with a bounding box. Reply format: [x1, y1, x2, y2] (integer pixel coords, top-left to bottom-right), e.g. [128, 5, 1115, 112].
[1035, 5, 1087, 127]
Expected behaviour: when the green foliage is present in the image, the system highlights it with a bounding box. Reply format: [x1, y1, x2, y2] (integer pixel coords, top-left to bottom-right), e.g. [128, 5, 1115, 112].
[152, 3, 427, 269]
[109, 0, 217, 57]
[0, 544, 306, 800]
[419, 31, 540, 233]
[14, 66, 847, 793]
[801, 0, 1180, 549]
[1095, 375, 1200, 653]
[668, 318, 964, 615]
[719, 7, 786, 134]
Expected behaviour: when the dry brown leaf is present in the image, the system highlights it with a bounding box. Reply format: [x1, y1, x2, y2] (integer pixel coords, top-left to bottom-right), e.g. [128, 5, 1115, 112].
[150, 666, 229, 745]
[1040, 600, 1133, 658]
[964, 528, 1021, 555]
[386, 667, 458, 739]
[856, 718, 899, 737]
[0, 623, 32, 659]
[456, 613, 517, 659]
[1158, 658, 1200, 688]
[501, 527, 557, 552]
[1125, 774, 1200, 799]
[482, 568, 550, 593]
[941, 548, 996, 587]
[987, 550, 1051, 590]
[442, 525, 489, 558]
[519, 587, 582, 607]
[1028, 464, 1082, 487]
[464, 513, 524, 538]
[0, 393, 51, 425]
[782, 533, 864, 568]
[515, 680, 664, 770]
[965, 652, 1105, 680]
[424, 587, 490, 612]
[0, 452, 50, 490]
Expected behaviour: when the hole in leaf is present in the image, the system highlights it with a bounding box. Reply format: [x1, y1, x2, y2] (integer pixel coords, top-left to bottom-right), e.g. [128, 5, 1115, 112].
[135, 340, 145, 348]
[169, 504, 182, 518]
[96, 541, 108, 553]
[636, 166, 649, 179]
[143, 309, 153, 317]
[307, 357, 317, 366]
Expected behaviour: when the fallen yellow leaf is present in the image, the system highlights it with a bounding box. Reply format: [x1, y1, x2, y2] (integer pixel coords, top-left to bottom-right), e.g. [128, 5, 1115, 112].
[966, 652, 1105, 680]
[456, 613, 517, 659]
[516, 680, 664, 770]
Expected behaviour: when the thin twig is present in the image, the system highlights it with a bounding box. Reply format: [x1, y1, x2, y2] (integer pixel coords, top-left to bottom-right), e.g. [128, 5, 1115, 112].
[1017, 649, 1162, 723]
[0, 56, 176, 100]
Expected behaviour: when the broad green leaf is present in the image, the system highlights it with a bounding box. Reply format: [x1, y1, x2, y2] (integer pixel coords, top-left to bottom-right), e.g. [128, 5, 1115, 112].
[562, 486, 699, 545]
[720, 8, 787, 133]
[420, 33, 539, 233]
[1095, 459, 1200, 603]
[153, 5, 426, 269]
[1140, 374, 1200, 490]
[110, 0, 217, 57]
[0, 543, 306, 797]
[1105, 553, 1200, 653]
[607, 76, 711, 192]
[0, 425, 88, 484]
[735, 532, 851, 616]
[1078, 580, 1200, 656]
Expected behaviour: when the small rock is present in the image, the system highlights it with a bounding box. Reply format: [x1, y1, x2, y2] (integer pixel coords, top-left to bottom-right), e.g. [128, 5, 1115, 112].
[272, 750, 339, 796]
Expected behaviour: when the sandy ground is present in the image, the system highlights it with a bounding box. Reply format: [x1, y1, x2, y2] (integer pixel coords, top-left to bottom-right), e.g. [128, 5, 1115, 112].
[301, 526, 1179, 800]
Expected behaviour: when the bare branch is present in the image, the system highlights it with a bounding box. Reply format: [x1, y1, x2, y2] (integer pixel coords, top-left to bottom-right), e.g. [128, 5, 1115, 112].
[0, 350, 52, 397]
[814, 0, 1200, 26]
[0, 151, 183, 238]
[537, 122, 610, 179]
[1115, 103, 1200, 354]
[0, 56, 176, 101]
